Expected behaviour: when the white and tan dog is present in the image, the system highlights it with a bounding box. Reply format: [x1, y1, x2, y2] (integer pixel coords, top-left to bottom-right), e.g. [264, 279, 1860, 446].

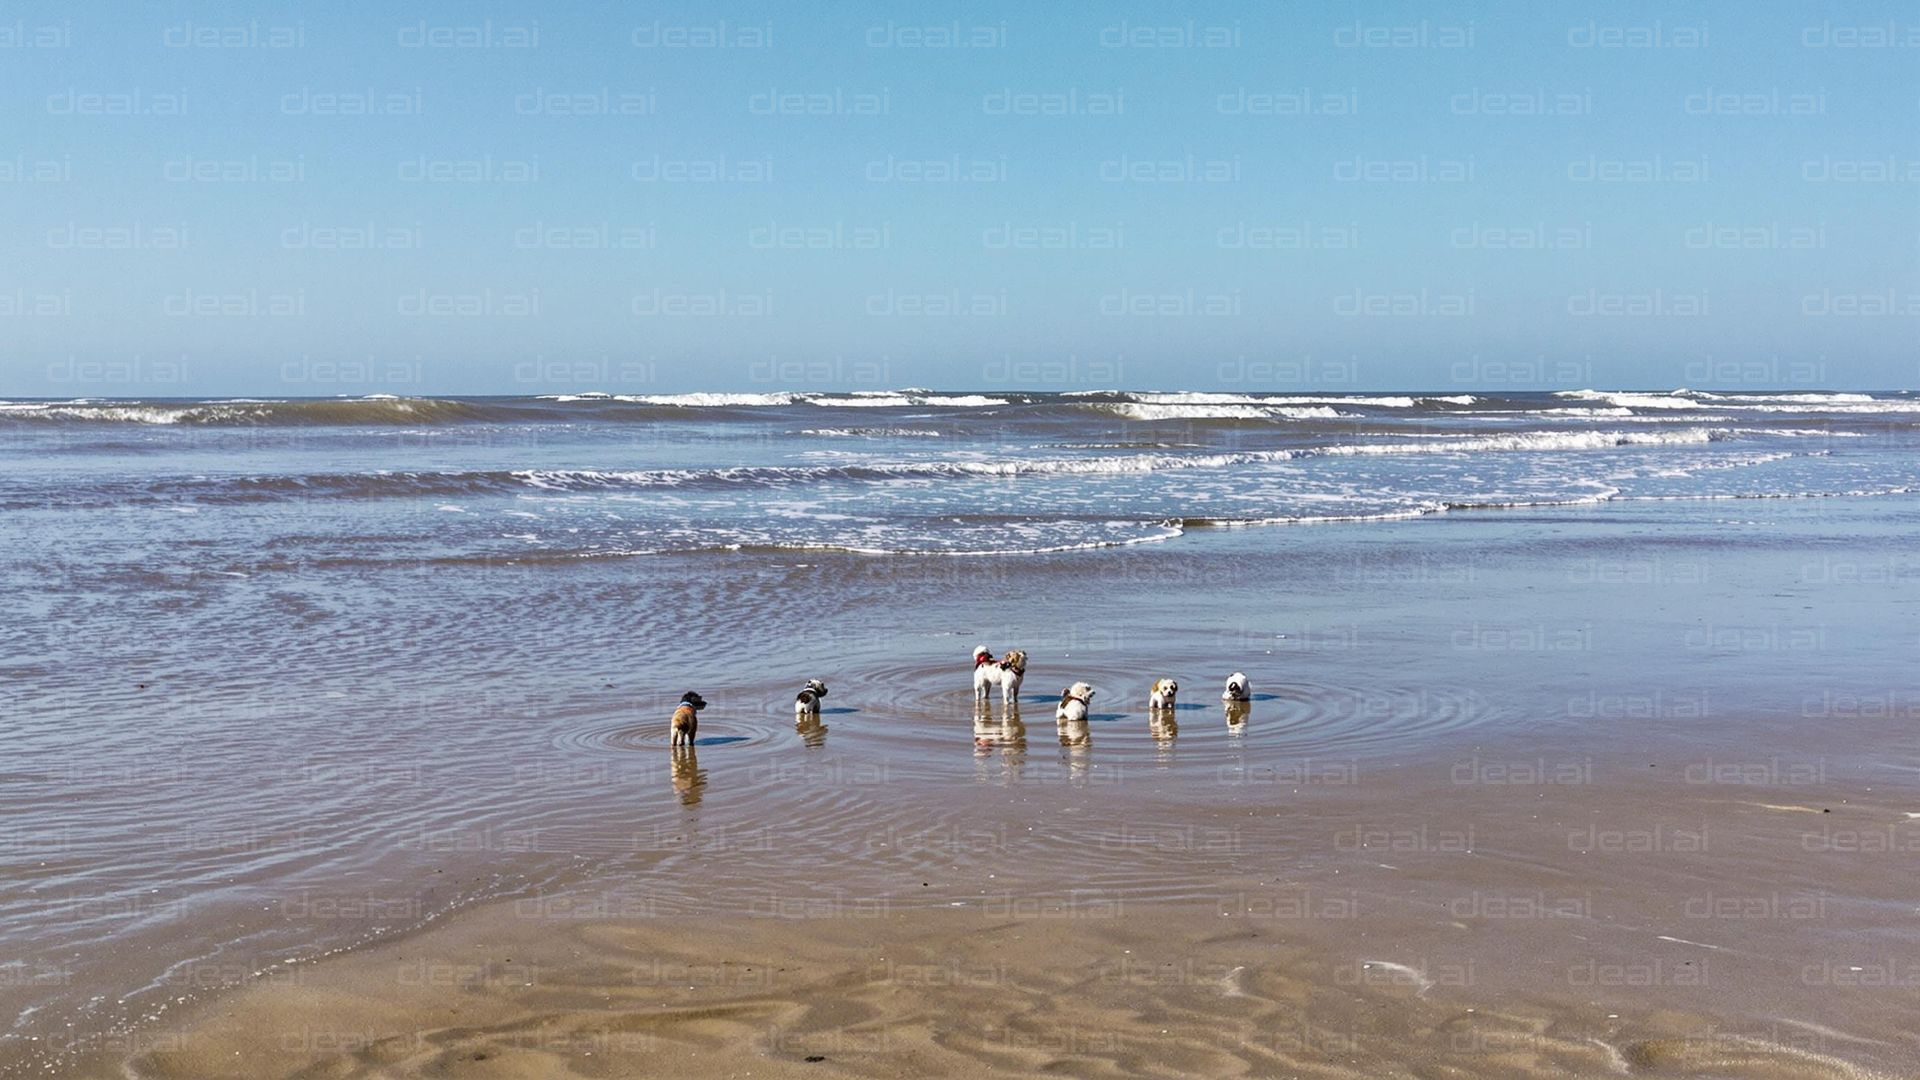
[794, 678, 828, 717]
[1222, 672, 1251, 702]
[1149, 678, 1178, 710]
[1056, 681, 1095, 722]
[973, 646, 1027, 707]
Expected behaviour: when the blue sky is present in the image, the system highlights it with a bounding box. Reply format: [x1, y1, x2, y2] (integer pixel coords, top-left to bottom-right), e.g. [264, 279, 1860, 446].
[2, 0, 1915, 395]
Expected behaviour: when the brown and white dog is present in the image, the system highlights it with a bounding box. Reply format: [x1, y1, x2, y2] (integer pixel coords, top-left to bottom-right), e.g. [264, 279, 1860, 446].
[1149, 678, 1178, 710]
[794, 679, 828, 717]
[1056, 681, 1095, 722]
[669, 691, 707, 747]
[973, 645, 1027, 707]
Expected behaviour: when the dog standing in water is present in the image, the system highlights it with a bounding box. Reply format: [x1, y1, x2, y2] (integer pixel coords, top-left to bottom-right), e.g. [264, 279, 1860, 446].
[669, 691, 707, 747]
[1222, 672, 1251, 702]
[794, 679, 829, 717]
[973, 646, 1027, 708]
[1149, 678, 1178, 710]
[1056, 681, 1095, 722]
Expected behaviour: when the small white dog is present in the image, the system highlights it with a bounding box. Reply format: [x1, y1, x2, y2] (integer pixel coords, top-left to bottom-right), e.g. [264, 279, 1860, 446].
[972, 646, 1027, 707]
[1149, 678, 1178, 710]
[1222, 672, 1250, 702]
[794, 678, 828, 717]
[1056, 681, 1094, 722]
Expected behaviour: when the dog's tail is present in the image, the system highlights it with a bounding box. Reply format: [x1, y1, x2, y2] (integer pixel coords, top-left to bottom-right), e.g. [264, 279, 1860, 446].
[1001, 649, 1027, 674]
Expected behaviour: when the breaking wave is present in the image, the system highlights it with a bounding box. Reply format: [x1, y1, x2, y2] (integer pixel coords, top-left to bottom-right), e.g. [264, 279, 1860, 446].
[31, 427, 1789, 510]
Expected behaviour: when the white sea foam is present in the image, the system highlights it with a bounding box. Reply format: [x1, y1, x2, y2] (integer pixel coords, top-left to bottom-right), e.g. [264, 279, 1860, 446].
[1100, 402, 1346, 421]
[1687, 390, 1876, 404]
[1322, 427, 1723, 455]
[622, 392, 806, 407]
[1557, 388, 1920, 415]
[800, 427, 944, 438]
[507, 428, 1757, 495]
[1555, 390, 1700, 410]
[604, 391, 1010, 408]
[1086, 391, 1425, 408]
[818, 393, 1010, 407]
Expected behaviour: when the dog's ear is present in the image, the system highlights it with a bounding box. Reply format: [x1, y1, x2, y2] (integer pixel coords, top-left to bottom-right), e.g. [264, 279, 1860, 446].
[1058, 689, 1072, 707]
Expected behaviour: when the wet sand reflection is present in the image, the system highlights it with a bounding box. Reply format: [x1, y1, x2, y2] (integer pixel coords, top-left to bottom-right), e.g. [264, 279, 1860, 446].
[669, 746, 706, 806]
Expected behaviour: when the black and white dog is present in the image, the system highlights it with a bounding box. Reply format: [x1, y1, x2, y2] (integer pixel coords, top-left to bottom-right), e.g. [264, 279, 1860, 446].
[1222, 672, 1251, 702]
[794, 678, 829, 717]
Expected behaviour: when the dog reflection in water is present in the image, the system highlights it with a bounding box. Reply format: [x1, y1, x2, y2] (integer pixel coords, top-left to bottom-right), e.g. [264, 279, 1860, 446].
[1057, 717, 1091, 783]
[973, 707, 1028, 783]
[669, 746, 706, 806]
[795, 712, 828, 749]
[1149, 713, 1178, 743]
[973, 706, 1027, 751]
[1224, 699, 1251, 736]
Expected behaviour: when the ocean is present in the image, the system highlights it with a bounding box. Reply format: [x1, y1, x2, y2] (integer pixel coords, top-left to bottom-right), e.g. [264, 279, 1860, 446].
[4, 388, 1919, 1076]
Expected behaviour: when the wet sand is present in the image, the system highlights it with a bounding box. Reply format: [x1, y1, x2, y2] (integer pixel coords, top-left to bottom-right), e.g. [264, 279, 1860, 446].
[9, 495, 1920, 1077]
[115, 750, 1920, 1079]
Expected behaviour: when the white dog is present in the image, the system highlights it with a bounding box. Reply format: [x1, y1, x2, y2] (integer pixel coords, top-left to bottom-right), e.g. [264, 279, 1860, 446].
[1149, 678, 1178, 710]
[973, 646, 1027, 707]
[1056, 681, 1094, 722]
[1222, 672, 1250, 702]
[794, 678, 828, 717]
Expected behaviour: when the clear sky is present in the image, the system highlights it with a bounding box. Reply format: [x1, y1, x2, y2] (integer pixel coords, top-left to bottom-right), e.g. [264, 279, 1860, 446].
[2, 0, 1915, 396]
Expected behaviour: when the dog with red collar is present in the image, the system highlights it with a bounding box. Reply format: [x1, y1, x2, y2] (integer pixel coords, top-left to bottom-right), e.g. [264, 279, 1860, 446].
[1055, 681, 1095, 722]
[669, 691, 707, 747]
[972, 645, 1027, 708]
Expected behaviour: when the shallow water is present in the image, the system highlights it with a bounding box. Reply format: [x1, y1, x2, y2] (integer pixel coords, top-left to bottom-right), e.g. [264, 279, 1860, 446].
[3, 390, 1918, 1074]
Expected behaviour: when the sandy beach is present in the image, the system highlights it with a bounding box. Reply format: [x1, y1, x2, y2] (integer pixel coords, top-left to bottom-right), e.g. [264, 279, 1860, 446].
[6, 400, 1918, 1078]
[121, 759, 1916, 1079]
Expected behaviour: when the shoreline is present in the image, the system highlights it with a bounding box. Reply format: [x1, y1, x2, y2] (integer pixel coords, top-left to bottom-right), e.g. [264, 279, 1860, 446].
[113, 889, 1906, 1079]
[8, 493, 1918, 1078]
[89, 745, 1920, 1079]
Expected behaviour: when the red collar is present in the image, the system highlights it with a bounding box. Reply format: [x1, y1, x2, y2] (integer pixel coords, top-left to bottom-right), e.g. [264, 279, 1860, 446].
[1063, 693, 1090, 706]
[975, 654, 995, 668]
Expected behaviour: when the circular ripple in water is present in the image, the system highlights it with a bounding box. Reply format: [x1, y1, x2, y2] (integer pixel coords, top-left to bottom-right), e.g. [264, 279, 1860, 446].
[838, 659, 1505, 758]
[555, 718, 776, 753]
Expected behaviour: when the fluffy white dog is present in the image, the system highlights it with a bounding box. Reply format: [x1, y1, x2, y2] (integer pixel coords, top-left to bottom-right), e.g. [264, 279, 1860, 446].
[1149, 678, 1178, 710]
[1056, 681, 1095, 722]
[973, 645, 1027, 707]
